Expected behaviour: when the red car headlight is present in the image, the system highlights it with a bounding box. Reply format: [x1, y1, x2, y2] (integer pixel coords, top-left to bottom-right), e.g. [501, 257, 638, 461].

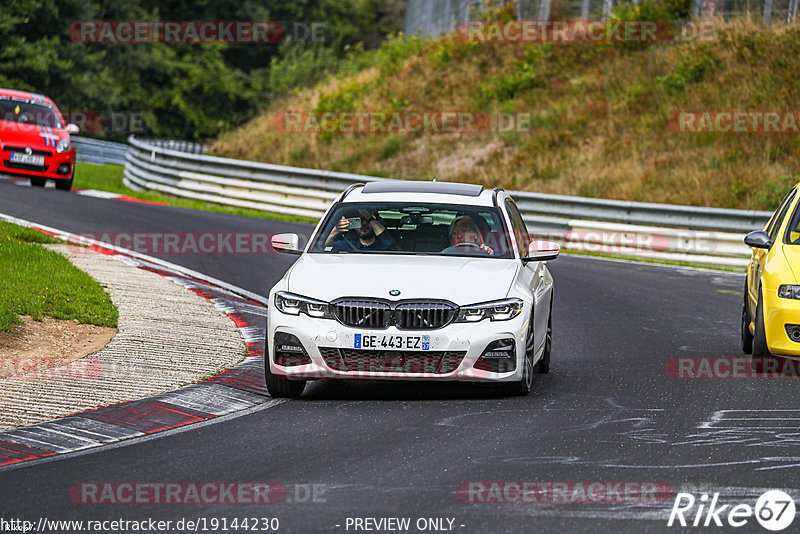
[56, 139, 72, 153]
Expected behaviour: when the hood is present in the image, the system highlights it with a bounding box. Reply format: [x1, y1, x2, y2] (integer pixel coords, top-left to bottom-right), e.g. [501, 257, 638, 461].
[782, 246, 800, 283]
[287, 254, 519, 305]
[0, 121, 65, 148]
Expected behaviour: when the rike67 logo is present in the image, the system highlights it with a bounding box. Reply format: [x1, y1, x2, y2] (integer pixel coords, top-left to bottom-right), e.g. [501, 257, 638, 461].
[668, 490, 795, 531]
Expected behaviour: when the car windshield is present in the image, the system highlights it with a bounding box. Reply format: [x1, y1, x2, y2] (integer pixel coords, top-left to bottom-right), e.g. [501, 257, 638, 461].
[309, 202, 514, 258]
[0, 99, 62, 128]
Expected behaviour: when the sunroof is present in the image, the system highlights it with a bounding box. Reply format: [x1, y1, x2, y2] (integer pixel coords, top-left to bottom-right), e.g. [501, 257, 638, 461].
[361, 181, 484, 197]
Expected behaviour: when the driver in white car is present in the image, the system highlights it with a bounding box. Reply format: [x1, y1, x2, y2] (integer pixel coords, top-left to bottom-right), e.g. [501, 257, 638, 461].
[442, 215, 494, 256]
[325, 209, 398, 252]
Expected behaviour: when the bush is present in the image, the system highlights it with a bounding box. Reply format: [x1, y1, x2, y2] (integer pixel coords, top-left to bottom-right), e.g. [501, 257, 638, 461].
[481, 45, 552, 102]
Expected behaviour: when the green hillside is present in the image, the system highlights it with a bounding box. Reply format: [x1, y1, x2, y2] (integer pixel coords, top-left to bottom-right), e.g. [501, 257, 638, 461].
[211, 15, 800, 211]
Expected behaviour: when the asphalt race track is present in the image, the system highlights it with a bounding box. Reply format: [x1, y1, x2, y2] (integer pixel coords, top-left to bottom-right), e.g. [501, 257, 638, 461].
[1, 182, 798, 533]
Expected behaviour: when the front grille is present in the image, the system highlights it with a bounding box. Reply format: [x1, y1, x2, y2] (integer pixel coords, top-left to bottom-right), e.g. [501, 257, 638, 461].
[331, 298, 458, 330]
[4, 146, 52, 157]
[320, 347, 465, 374]
[331, 299, 391, 329]
[3, 160, 48, 173]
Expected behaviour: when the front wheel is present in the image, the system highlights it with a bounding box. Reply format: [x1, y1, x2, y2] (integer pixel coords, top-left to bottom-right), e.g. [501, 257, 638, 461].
[265, 358, 306, 398]
[751, 291, 774, 372]
[506, 314, 535, 396]
[741, 287, 753, 354]
[55, 174, 73, 191]
[264, 328, 306, 398]
[537, 308, 552, 374]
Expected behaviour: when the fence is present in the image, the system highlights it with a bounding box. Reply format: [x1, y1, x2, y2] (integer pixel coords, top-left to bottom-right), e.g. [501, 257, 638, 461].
[405, 0, 654, 35]
[72, 137, 128, 166]
[124, 135, 772, 269]
[403, 0, 800, 36]
[691, 0, 799, 24]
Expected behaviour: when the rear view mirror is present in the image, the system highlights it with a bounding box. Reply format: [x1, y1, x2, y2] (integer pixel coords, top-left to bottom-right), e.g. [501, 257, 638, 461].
[271, 233, 302, 255]
[525, 241, 560, 262]
[744, 230, 773, 250]
[66, 123, 80, 135]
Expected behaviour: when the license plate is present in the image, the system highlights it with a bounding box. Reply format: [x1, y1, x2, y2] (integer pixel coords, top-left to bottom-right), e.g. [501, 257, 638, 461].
[10, 153, 45, 166]
[355, 334, 430, 351]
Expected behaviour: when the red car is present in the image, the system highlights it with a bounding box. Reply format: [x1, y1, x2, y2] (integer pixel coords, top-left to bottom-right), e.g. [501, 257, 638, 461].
[0, 88, 79, 190]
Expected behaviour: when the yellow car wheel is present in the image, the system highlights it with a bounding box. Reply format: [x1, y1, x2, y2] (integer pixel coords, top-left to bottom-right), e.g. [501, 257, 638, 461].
[751, 292, 775, 371]
[741, 282, 753, 354]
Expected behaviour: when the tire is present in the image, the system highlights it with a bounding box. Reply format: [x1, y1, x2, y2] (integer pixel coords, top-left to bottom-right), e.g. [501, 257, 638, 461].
[506, 314, 535, 396]
[30, 177, 46, 187]
[537, 305, 552, 374]
[55, 174, 73, 191]
[264, 328, 306, 398]
[751, 291, 774, 372]
[741, 280, 753, 354]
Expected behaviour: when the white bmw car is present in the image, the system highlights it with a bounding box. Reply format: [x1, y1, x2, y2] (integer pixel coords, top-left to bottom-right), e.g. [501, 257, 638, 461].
[266, 181, 558, 397]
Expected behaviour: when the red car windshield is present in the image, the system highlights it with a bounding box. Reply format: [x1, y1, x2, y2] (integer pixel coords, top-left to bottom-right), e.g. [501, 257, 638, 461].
[0, 99, 63, 128]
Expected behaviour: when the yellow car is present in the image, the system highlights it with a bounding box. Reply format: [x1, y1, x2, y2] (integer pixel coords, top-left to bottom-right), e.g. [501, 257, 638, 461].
[743, 181, 800, 368]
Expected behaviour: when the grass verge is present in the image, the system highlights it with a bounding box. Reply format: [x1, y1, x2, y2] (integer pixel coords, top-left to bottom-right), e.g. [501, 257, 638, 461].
[0, 221, 118, 331]
[563, 249, 745, 272]
[75, 163, 317, 224]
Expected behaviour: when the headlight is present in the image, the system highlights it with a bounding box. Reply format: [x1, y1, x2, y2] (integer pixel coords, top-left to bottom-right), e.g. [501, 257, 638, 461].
[56, 139, 71, 153]
[778, 285, 800, 300]
[274, 291, 333, 318]
[455, 298, 524, 322]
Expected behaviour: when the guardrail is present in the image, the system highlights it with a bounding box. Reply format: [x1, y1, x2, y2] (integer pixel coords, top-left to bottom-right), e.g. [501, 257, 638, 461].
[73, 136, 128, 166]
[124, 135, 773, 269]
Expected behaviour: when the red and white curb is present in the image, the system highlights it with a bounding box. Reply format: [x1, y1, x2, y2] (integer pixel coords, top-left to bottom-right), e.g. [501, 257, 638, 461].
[0, 213, 279, 469]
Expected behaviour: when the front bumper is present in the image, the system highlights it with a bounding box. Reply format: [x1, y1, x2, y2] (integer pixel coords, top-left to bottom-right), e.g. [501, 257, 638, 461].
[267, 306, 530, 382]
[765, 287, 800, 357]
[0, 147, 74, 179]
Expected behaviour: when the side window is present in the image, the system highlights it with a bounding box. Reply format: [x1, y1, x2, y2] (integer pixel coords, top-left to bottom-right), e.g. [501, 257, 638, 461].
[768, 189, 796, 243]
[784, 202, 800, 245]
[766, 188, 796, 237]
[504, 199, 529, 256]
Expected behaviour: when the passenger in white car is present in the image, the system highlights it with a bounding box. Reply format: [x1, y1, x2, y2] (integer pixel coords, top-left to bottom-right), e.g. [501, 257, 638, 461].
[325, 209, 398, 252]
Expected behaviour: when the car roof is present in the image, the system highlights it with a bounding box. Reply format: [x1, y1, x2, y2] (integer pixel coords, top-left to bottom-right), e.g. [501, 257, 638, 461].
[0, 88, 55, 107]
[342, 181, 499, 207]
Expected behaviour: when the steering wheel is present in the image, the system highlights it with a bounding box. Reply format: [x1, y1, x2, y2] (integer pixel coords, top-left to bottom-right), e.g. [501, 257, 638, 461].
[454, 241, 481, 249]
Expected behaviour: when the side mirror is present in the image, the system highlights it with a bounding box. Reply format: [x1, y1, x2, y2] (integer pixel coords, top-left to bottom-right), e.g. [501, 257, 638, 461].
[524, 240, 560, 262]
[66, 123, 80, 135]
[744, 230, 773, 250]
[271, 233, 302, 255]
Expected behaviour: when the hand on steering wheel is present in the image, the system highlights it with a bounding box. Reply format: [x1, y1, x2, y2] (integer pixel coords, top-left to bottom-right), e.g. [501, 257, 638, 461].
[454, 241, 494, 256]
